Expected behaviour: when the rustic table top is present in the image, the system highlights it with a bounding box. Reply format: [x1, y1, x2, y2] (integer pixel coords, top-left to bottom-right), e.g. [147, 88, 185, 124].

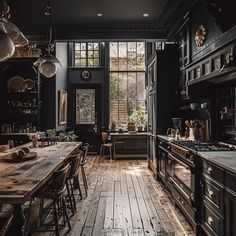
[0, 142, 82, 204]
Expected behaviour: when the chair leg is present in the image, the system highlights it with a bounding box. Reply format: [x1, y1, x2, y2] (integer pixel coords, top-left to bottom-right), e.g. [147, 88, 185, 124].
[66, 180, 75, 215]
[53, 200, 60, 236]
[74, 176, 83, 199]
[62, 196, 71, 231]
[81, 166, 88, 190]
[69, 179, 77, 212]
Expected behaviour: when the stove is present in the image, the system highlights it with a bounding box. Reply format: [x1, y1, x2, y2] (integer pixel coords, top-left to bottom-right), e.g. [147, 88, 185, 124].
[172, 140, 236, 152]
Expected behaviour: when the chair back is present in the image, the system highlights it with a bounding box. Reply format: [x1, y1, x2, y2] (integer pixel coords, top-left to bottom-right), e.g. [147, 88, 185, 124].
[101, 132, 108, 144]
[67, 150, 83, 179]
[48, 163, 70, 196]
[80, 143, 89, 163]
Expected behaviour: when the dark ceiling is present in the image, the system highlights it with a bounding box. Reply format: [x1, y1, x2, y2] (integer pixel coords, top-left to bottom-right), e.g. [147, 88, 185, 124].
[7, 0, 195, 41]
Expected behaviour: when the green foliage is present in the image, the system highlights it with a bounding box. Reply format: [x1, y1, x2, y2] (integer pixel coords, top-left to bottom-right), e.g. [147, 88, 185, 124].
[130, 107, 147, 124]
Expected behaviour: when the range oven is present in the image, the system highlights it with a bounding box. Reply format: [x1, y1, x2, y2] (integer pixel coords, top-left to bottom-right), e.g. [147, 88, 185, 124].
[167, 142, 197, 226]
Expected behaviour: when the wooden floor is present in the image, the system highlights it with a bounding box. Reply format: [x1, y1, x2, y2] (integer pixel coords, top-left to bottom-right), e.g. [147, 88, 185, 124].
[32, 155, 195, 236]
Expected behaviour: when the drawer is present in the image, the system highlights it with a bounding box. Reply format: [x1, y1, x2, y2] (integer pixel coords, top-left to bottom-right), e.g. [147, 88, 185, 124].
[172, 186, 195, 224]
[157, 138, 170, 150]
[202, 177, 224, 216]
[225, 171, 236, 194]
[202, 160, 224, 185]
[202, 201, 224, 236]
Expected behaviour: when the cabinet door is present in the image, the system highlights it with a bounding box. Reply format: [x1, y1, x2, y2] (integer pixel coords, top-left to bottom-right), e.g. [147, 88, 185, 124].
[158, 148, 166, 182]
[225, 190, 236, 236]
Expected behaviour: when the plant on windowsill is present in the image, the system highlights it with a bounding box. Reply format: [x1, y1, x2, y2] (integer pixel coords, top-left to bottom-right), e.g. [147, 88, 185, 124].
[130, 107, 147, 132]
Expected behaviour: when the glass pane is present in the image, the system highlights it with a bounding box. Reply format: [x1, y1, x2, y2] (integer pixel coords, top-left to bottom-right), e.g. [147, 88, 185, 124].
[110, 42, 118, 71]
[76, 89, 95, 124]
[119, 73, 127, 100]
[88, 43, 93, 50]
[118, 42, 127, 71]
[94, 43, 99, 50]
[88, 51, 93, 58]
[137, 73, 146, 100]
[75, 51, 80, 59]
[94, 50, 99, 58]
[137, 42, 145, 70]
[128, 42, 136, 71]
[81, 51, 86, 58]
[88, 59, 94, 66]
[81, 43, 86, 50]
[80, 59, 86, 67]
[128, 100, 136, 117]
[74, 59, 80, 67]
[110, 73, 119, 100]
[94, 59, 99, 66]
[75, 43, 81, 50]
[127, 73, 136, 100]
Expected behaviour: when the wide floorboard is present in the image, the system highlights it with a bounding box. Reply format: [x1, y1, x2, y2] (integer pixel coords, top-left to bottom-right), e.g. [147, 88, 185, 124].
[32, 155, 195, 236]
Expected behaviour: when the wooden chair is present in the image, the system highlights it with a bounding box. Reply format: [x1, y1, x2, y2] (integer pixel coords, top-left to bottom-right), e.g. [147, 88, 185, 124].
[66, 150, 83, 214]
[25, 163, 71, 236]
[99, 132, 113, 161]
[79, 143, 89, 196]
[0, 204, 13, 236]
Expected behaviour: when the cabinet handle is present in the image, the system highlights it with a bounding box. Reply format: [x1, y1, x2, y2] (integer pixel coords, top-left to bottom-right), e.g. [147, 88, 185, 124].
[208, 190, 214, 198]
[207, 216, 214, 226]
[207, 167, 213, 175]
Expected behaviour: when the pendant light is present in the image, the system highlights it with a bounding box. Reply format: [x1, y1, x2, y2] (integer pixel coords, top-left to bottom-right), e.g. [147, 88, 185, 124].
[34, 0, 62, 78]
[0, 1, 28, 61]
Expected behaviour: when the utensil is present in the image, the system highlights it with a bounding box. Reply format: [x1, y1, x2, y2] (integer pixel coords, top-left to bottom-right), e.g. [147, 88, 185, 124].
[185, 120, 191, 128]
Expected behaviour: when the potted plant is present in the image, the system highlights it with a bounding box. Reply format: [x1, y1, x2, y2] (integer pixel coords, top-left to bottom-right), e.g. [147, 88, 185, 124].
[130, 107, 147, 131]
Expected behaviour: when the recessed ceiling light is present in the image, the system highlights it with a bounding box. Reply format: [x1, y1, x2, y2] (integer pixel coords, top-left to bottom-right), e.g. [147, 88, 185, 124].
[97, 13, 103, 17]
[143, 13, 149, 17]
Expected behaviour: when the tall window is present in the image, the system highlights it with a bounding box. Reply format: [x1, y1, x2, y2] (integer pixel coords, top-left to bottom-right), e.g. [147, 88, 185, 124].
[109, 42, 146, 128]
[74, 42, 100, 67]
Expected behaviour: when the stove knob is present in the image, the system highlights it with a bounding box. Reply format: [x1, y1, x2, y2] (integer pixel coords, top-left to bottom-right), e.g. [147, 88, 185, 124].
[207, 167, 213, 175]
[167, 146, 170, 150]
[189, 155, 194, 161]
[160, 141, 163, 145]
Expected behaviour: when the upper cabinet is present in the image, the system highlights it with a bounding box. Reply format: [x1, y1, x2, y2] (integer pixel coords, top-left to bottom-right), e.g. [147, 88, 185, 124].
[0, 58, 41, 135]
[175, 0, 236, 100]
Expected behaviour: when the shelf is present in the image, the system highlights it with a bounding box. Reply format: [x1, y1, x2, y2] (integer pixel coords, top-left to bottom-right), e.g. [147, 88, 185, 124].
[8, 106, 38, 108]
[1, 133, 36, 136]
[7, 92, 38, 95]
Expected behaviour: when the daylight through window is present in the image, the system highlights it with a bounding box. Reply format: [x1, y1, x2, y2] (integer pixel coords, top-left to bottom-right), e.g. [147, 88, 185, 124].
[109, 42, 146, 129]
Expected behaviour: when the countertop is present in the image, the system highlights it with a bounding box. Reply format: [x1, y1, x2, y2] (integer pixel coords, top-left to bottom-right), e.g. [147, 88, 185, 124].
[197, 151, 236, 174]
[156, 134, 236, 174]
[110, 132, 148, 136]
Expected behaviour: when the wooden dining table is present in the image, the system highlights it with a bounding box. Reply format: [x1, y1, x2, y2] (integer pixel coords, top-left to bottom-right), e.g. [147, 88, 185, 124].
[0, 141, 82, 235]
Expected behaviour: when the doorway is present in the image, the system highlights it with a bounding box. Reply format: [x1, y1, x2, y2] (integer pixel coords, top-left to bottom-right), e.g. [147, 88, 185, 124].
[69, 84, 102, 153]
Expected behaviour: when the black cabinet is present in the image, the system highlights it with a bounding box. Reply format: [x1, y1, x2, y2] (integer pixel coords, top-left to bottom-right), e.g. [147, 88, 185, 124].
[225, 171, 236, 236]
[147, 44, 178, 175]
[0, 58, 41, 146]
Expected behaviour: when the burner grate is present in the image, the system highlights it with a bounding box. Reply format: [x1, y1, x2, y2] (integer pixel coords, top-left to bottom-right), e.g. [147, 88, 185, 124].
[173, 141, 236, 152]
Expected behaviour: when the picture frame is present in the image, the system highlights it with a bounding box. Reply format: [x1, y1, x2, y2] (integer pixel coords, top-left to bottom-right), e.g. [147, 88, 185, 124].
[58, 90, 67, 125]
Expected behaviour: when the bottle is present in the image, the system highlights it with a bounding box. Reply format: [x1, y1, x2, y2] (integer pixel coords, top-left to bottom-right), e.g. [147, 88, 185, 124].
[175, 129, 180, 141]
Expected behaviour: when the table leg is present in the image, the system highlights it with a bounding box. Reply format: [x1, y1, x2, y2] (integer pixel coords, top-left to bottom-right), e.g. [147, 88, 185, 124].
[9, 204, 25, 236]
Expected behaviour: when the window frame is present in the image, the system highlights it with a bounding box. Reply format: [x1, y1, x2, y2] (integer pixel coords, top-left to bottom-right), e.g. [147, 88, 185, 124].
[109, 41, 146, 128]
[74, 42, 101, 68]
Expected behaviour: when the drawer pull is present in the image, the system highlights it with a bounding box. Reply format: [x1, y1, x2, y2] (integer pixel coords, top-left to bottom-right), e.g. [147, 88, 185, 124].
[208, 190, 214, 198]
[177, 196, 181, 200]
[207, 216, 214, 226]
[181, 201, 185, 205]
[168, 160, 172, 165]
[207, 167, 213, 175]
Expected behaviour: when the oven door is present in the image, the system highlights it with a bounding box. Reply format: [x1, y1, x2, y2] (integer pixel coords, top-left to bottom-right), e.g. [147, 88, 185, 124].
[168, 153, 195, 204]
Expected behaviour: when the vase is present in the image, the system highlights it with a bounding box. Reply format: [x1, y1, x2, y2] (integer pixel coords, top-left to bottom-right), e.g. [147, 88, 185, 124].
[32, 139, 38, 147]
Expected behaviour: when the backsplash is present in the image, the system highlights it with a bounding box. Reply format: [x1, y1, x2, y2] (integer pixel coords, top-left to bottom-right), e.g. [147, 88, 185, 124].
[220, 86, 236, 144]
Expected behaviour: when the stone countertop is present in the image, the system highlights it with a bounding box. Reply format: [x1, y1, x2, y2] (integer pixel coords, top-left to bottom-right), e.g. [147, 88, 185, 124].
[196, 151, 236, 174]
[157, 134, 174, 142]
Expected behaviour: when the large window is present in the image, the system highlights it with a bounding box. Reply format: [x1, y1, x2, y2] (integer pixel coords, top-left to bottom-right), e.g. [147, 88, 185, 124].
[74, 42, 100, 67]
[109, 42, 146, 129]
